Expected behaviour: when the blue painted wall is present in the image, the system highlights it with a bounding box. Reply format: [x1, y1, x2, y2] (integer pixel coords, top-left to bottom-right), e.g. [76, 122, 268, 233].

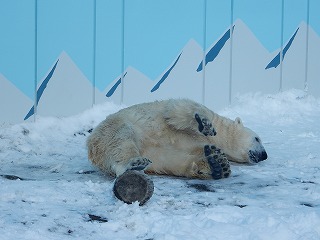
[0, 0, 319, 123]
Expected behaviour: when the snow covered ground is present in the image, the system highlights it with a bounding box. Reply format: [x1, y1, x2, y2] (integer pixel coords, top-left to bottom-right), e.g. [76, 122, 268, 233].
[1, 89, 320, 240]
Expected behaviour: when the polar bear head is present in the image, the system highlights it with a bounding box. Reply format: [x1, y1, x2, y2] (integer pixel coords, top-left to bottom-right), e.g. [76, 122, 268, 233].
[222, 117, 268, 164]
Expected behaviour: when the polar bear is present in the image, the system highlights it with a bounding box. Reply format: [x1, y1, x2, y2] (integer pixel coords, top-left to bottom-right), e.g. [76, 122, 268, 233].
[87, 99, 267, 180]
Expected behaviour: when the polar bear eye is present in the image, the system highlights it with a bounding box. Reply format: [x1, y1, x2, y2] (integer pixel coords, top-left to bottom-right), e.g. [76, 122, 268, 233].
[197, 171, 203, 175]
[255, 137, 260, 143]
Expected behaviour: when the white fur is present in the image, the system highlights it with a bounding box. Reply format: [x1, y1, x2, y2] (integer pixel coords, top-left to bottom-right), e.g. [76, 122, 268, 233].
[87, 99, 267, 178]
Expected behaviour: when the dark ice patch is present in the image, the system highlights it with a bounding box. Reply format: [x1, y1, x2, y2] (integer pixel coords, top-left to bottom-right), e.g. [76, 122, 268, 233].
[301, 180, 316, 184]
[77, 170, 96, 174]
[1, 174, 26, 180]
[87, 214, 108, 223]
[74, 128, 93, 137]
[188, 183, 214, 192]
[300, 202, 315, 208]
[235, 204, 247, 208]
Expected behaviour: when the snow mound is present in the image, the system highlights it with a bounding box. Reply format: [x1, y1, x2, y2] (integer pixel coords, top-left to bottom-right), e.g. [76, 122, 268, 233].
[1, 90, 320, 240]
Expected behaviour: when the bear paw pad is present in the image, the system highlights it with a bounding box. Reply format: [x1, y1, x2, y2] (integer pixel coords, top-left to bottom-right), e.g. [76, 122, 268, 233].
[127, 157, 152, 171]
[195, 113, 216, 136]
[204, 145, 231, 179]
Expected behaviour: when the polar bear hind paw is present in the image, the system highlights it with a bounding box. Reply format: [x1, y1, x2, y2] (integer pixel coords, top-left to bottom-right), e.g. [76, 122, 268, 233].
[195, 113, 217, 136]
[204, 145, 231, 179]
[127, 157, 152, 171]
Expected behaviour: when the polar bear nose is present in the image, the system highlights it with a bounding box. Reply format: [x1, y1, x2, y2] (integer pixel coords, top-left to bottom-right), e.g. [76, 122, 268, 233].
[249, 150, 268, 163]
[261, 151, 268, 161]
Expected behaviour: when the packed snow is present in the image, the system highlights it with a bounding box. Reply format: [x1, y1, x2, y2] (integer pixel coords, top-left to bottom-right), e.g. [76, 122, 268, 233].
[1, 89, 320, 240]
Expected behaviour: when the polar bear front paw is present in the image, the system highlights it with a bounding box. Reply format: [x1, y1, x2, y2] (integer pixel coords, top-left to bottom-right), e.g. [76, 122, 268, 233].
[127, 157, 152, 171]
[204, 145, 231, 179]
[195, 113, 216, 136]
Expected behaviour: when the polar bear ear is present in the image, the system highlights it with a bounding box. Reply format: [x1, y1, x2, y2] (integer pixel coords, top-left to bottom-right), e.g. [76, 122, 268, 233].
[235, 117, 243, 127]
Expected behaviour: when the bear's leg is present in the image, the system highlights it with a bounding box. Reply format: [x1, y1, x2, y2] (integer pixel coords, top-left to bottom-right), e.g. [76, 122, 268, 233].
[204, 145, 231, 179]
[99, 121, 151, 177]
[195, 113, 217, 136]
[164, 102, 216, 136]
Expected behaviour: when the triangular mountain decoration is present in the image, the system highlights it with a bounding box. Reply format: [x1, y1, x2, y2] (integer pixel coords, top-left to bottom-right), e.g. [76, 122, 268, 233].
[151, 52, 182, 92]
[265, 28, 299, 69]
[24, 60, 59, 120]
[197, 26, 235, 72]
[106, 72, 128, 97]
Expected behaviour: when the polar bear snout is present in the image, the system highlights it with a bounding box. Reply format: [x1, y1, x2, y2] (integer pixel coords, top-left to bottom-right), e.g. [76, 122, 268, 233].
[248, 150, 268, 163]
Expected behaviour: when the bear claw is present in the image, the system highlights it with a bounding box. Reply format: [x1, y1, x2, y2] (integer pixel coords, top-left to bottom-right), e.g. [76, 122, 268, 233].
[127, 157, 152, 171]
[204, 145, 212, 157]
[195, 114, 216, 136]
